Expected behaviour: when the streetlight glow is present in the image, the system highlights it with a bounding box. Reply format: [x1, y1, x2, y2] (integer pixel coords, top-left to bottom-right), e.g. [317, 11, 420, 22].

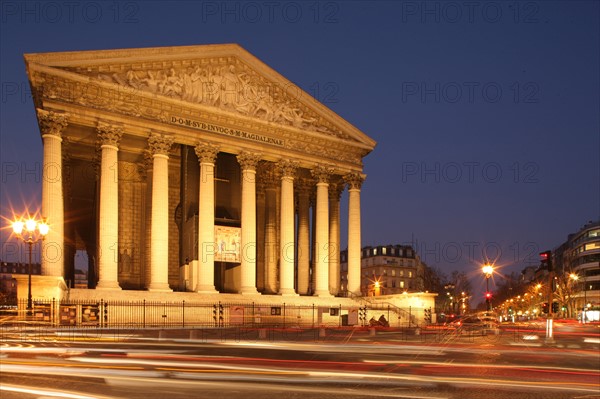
[482, 264, 494, 277]
[11, 214, 49, 315]
[38, 219, 49, 236]
[25, 218, 37, 232]
[12, 220, 24, 235]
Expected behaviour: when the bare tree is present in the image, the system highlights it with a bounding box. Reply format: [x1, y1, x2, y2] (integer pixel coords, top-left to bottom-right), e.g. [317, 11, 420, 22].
[553, 270, 578, 318]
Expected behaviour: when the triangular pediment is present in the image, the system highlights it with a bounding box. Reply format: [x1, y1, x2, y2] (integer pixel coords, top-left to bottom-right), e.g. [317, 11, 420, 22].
[25, 44, 376, 150]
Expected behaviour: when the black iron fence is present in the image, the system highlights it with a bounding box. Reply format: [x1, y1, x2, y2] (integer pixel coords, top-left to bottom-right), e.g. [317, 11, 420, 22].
[0, 298, 420, 329]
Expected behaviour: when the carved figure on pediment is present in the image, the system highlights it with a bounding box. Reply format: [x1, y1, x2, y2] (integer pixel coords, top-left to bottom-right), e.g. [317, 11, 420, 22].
[250, 95, 273, 120]
[126, 70, 141, 89]
[220, 65, 238, 109]
[187, 67, 205, 102]
[287, 106, 317, 129]
[97, 64, 350, 138]
[141, 70, 160, 92]
[162, 68, 184, 97]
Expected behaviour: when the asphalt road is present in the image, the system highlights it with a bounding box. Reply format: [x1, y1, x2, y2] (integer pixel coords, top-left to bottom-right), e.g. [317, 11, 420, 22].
[1, 326, 599, 399]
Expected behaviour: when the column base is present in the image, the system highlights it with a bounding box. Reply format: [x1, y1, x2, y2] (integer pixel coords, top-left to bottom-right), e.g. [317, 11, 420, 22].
[279, 288, 298, 296]
[96, 281, 122, 290]
[240, 287, 261, 295]
[147, 283, 172, 292]
[314, 290, 333, 298]
[196, 285, 218, 294]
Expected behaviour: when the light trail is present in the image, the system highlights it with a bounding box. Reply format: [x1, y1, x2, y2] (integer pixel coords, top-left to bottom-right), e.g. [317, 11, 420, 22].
[0, 384, 110, 399]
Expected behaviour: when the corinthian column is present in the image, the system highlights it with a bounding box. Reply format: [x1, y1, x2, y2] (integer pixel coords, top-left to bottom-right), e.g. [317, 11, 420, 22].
[345, 172, 365, 295]
[296, 178, 312, 295]
[237, 152, 261, 295]
[96, 122, 123, 290]
[329, 181, 343, 296]
[37, 109, 68, 278]
[278, 160, 298, 296]
[261, 163, 279, 294]
[147, 133, 173, 292]
[312, 165, 334, 297]
[195, 142, 219, 293]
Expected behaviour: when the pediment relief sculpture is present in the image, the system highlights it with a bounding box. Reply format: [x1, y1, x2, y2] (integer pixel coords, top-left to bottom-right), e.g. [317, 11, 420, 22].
[89, 62, 352, 140]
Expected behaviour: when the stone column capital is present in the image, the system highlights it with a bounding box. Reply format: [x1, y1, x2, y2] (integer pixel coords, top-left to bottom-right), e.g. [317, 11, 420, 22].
[295, 177, 314, 196]
[237, 152, 262, 171]
[37, 108, 68, 137]
[137, 151, 153, 180]
[311, 164, 335, 184]
[345, 172, 365, 190]
[329, 180, 345, 201]
[195, 142, 219, 164]
[97, 122, 123, 148]
[258, 161, 280, 188]
[278, 159, 299, 178]
[148, 132, 174, 156]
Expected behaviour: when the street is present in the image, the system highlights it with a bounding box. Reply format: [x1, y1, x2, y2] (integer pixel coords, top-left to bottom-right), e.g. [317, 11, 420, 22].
[1, 323, 599, 399]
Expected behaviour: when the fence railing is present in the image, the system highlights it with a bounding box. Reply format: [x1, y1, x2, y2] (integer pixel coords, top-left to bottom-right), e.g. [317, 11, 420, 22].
[0, 298, 420, 329]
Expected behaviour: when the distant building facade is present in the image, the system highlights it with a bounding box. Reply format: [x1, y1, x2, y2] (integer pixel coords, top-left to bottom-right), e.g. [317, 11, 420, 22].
[340, 245, 425, 296]
[557, 221, 600, 312]
[0, 261, 42, 301]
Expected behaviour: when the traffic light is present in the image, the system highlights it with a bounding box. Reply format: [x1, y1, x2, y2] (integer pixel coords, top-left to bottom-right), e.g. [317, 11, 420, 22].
[542, 302, 549, 313]
[485, 292, 492, 300]
[539, 251, 553, 272]
[424, 308, 432, 323]
[551, 302, 559, 313]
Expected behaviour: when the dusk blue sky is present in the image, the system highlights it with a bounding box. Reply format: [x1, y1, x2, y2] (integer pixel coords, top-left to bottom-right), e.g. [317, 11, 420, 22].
[1, 1, 598, 296]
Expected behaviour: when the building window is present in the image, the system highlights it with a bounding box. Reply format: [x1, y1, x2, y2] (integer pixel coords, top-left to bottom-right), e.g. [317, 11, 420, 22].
[400, 281, 405, 288]
[392, 270, 396, 277]
[584, 242, 600, 251]
[400, 270, 404, 277]
[382, 247, 387, 255]
[409, 271, 413, 278]
[373, 248, 377, 256]
[391, 248, 395, 255]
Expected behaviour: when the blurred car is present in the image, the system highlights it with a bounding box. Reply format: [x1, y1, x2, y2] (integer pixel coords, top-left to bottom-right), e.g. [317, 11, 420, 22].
[438, 313, 462, 325]
[448, 314, 499, 334]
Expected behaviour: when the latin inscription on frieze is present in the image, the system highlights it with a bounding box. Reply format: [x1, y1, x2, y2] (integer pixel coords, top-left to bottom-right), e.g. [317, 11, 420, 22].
[171, 116, 284, 147]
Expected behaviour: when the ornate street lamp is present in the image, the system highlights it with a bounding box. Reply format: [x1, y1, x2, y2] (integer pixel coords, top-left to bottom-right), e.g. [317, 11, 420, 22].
[12, 215, 49, 315]
[482, 264, 494, 311]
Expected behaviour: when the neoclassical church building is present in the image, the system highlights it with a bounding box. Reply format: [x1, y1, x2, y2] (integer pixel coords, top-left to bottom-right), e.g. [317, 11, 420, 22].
[24, 44, 377, 302]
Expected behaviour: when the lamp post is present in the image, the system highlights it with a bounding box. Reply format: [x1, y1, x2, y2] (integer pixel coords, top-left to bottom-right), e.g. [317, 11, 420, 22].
[444, 283, 455, 314]
[12, 216, 49, 316]
[482, 264, 494, 311]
